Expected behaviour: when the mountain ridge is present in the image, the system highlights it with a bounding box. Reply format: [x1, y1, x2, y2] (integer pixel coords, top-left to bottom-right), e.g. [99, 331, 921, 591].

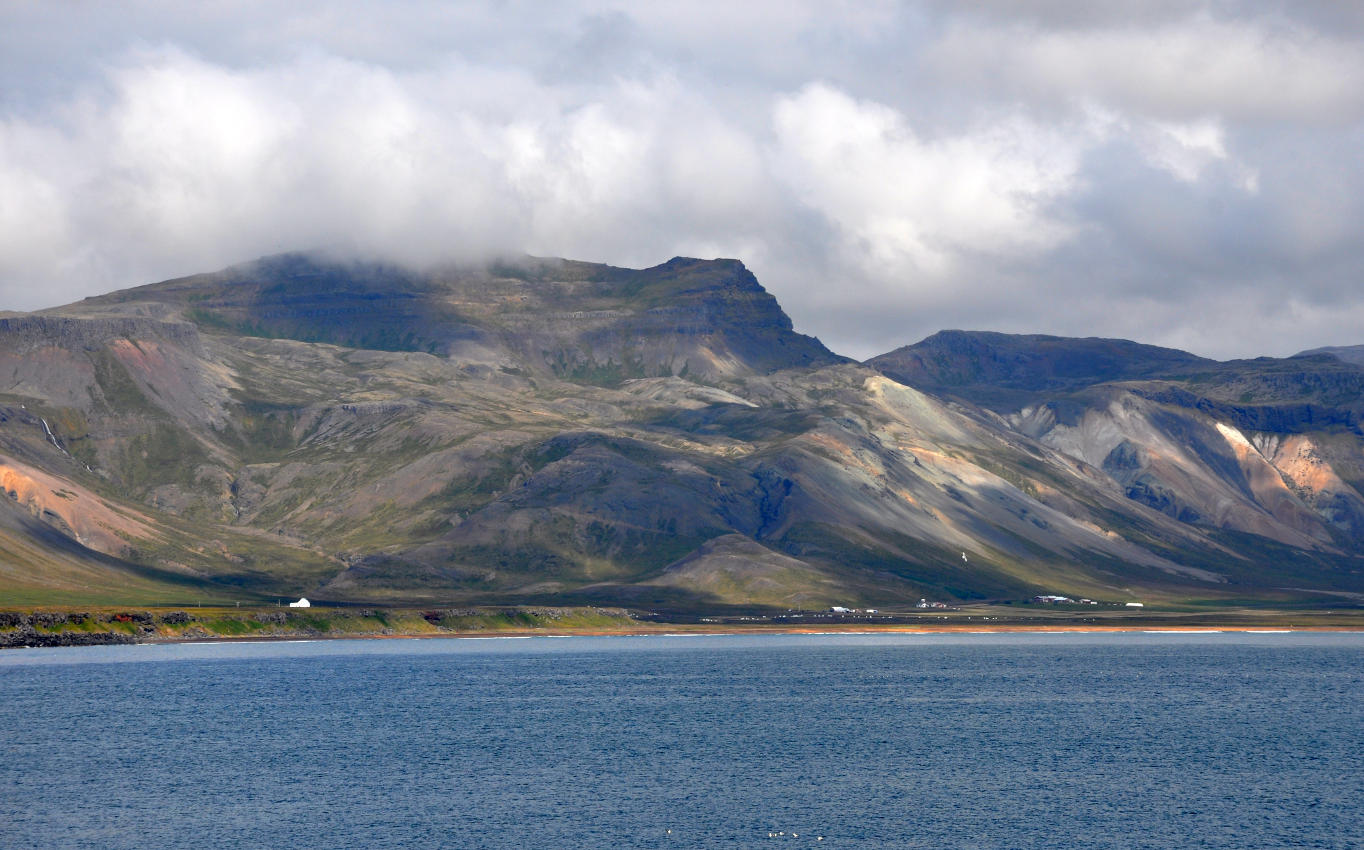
[2, 254, 1363, 610]
[61, 252, 846, 383]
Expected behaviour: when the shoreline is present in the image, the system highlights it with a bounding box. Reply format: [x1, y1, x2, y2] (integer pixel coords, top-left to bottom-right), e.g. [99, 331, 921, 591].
[138, 622, 1364, 645]
[6, 605, 1363, 648]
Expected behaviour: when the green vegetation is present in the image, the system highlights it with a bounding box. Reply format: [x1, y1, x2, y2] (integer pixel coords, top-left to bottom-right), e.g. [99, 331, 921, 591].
[550, 351, 651, 387]
[90, 349, 161, 416]
[185, 307, 238, 333]
[781, 522, 1036, 601]
[116, 422, 209, 493]
[224, 397, 300, 457]
[5, 602, 1361, 648]
[201, 616, 264, 635]
[0, 605, 647, 646]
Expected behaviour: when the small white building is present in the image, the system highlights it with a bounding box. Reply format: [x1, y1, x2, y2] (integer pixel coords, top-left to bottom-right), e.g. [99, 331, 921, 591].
[289, 597, 311, 608]
[830, 606, 852, 613]
[1125, 602, 1144, 608]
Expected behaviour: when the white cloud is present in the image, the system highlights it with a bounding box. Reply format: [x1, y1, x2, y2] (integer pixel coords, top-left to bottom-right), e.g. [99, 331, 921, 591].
[1080, 109, 1260, 190]
[1140, 119, 1227, 183]
[0, 48, 787, 306]
[1, 2, 1363, 363]
[772, 84, 1080, 280]
[929, 15, 1364, 123]
[0, 121, 75, 293]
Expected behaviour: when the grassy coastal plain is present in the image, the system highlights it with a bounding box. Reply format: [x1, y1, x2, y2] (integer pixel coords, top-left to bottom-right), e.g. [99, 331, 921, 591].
[3, 603, 1362, 647]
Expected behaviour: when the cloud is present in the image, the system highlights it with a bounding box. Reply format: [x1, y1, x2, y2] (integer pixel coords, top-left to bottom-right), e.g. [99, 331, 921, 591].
[0, 51, 512, 295]
[0, 120, 75, 291]
[1, 2, 1364, 364]
[772, 83, 1080, 281]
[0, 48, 788, 303]
[928, 14, 1364, 124]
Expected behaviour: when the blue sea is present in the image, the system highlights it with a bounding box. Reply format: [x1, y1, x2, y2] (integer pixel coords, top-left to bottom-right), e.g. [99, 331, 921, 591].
[2, 632, 1362, 849]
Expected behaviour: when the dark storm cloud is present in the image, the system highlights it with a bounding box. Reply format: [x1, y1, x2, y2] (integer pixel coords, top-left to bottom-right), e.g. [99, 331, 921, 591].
[1, 1, 1362, 360]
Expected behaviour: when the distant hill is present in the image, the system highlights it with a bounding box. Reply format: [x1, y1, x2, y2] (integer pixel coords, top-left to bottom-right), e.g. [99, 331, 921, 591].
[867, 330, 1211, 409]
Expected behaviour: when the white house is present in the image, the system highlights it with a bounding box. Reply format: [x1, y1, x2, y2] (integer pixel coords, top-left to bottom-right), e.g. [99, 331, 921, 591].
[289, 597, 311, 608]
[1125, 602, 1144, 608]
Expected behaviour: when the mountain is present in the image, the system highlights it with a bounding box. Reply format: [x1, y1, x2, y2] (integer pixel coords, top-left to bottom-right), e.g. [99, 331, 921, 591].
[870, 331, 1364, 566]
[80, 253, 843, 381]
[2, 254, 1362, 610]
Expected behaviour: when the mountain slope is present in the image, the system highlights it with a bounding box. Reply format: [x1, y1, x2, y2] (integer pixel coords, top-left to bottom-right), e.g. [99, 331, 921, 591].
[2, 256, 1362, 608]
[870, 331, 1364, 566]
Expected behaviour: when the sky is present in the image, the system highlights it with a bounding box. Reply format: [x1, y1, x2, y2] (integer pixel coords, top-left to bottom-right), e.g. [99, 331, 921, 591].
[2, 1, 1363, 361]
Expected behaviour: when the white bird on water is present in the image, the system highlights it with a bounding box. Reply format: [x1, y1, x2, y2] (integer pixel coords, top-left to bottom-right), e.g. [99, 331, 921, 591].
[961, 551, 968, 563]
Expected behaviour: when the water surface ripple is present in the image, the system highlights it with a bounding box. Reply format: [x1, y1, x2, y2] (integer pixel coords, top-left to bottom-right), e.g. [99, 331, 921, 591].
[2, 632, 1361, 848]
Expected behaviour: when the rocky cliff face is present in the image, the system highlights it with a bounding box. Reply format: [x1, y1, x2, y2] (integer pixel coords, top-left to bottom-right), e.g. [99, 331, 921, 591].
[2, 258, 1363, 609]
